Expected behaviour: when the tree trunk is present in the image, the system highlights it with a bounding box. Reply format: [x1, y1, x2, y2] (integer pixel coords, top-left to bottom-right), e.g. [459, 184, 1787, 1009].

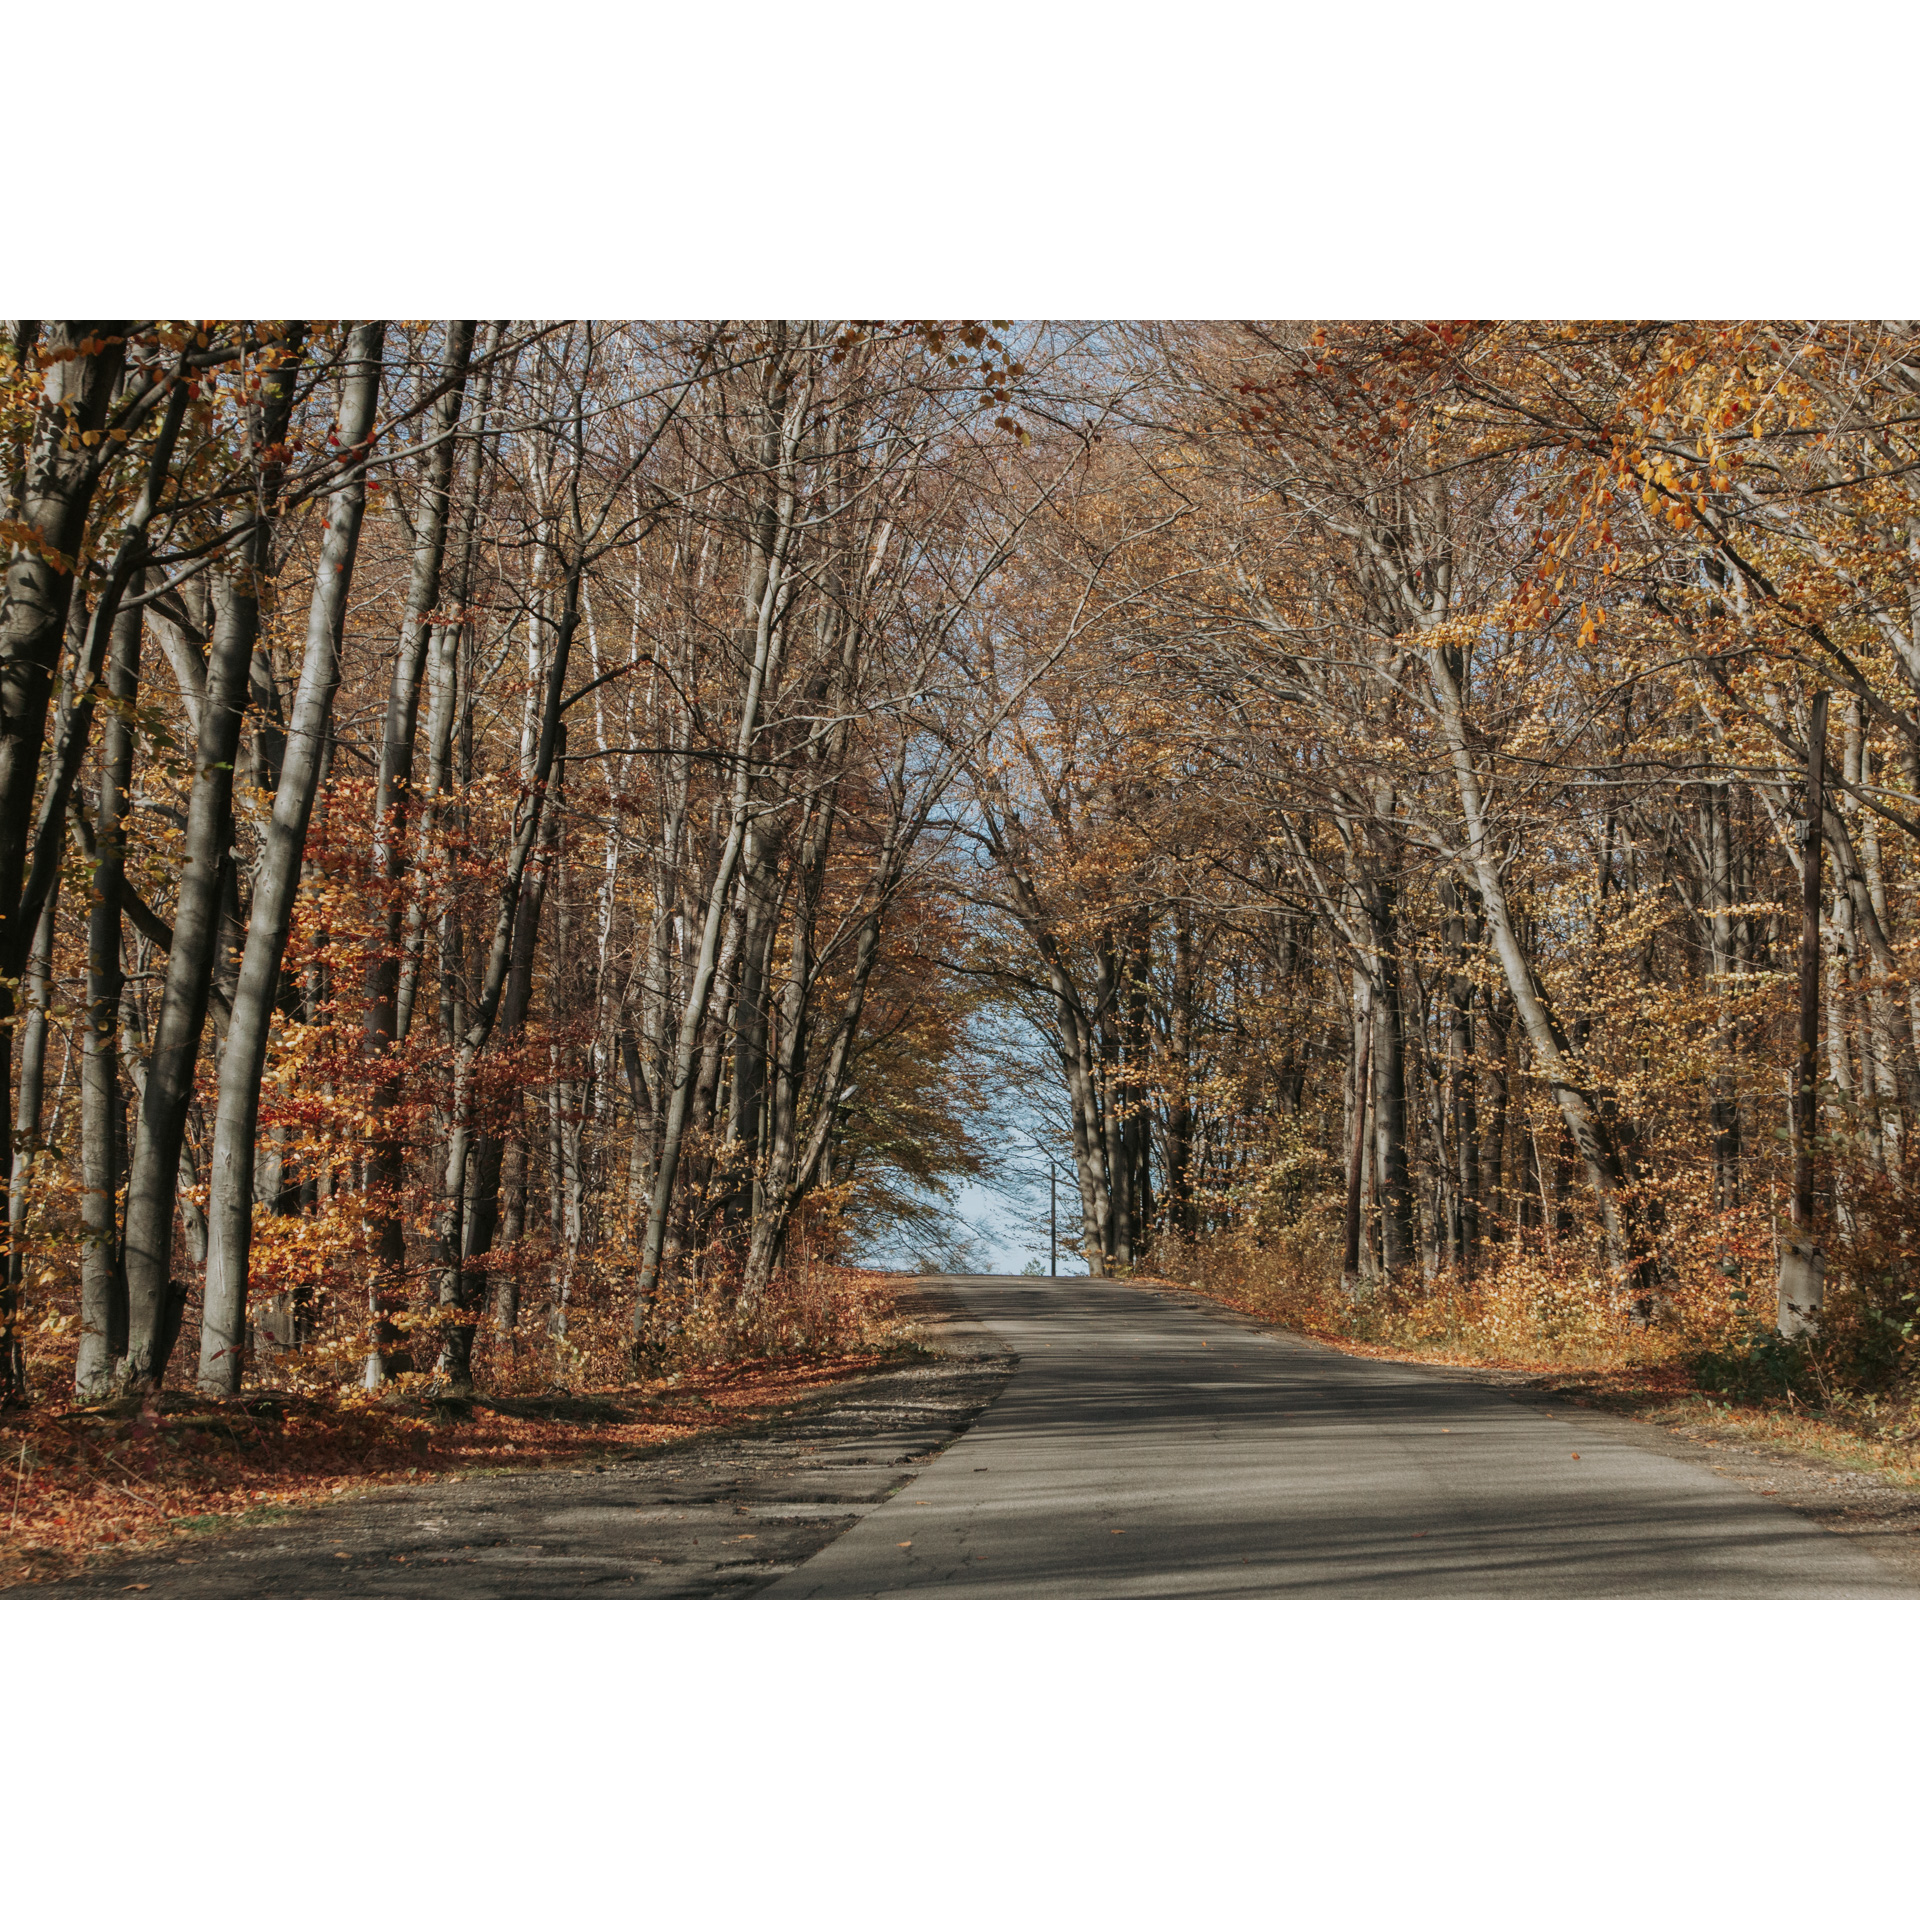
[1165, 907, 1196, 1236]
[428, 513, 582, 1387]
[1342, 991, 1373, 1292]
[724, 825, 788, 1230]
[75, 599, 142, 1395]
[1440, 879, 1480, 1271]
[1, 325, 147, 1397]
[198, 324, 385, 1394]
[120, 331, 306, 1388]
[1366, 875, 1414, 1283]
[633, 525, 793, 1317]
[1425, 644, 1658, 1306]
[737, 896, 893, 1313]
[1482, 989, 1512, 1243]
[359, 321, 476, 1384]
[1790, 690, 1830, 1239]
[459, 766, 561, 1354]
[4, 885, 59, 1385]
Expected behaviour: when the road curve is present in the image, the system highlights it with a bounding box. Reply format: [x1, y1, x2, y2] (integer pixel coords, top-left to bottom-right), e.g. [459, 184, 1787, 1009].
[762, 1271, 1917, 1599]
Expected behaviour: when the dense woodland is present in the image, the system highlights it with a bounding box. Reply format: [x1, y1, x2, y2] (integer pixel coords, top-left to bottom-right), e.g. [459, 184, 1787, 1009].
[4, 319, 1917, 1410]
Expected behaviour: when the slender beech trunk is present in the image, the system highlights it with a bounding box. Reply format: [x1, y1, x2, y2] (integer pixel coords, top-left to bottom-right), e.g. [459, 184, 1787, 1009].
[1165, 908, 1196, 1235]
[632, 403, 799, 1325]
[4, 338, 192, 1398]
[1369, 879, 1413, 1281]
[430, 573, 579, 1386]
[1778, 691, 1832, 1339]
[1702, 782, 1743, 1209]
[1342, 986, 1373, 1290]
[1065, 1033, 1109, 1276]
[735, 808, 832, 1309]
[121, 331, 306, 1388]
[1441, 881, 1481, 1271]
[1791, 691, 1830, 1235]
[396, 322, 502, 1046]
[1849, 726, 1906, 1167]
[737, 886, 896, 1312]
[465, 761, 562, 1340]
[1090, 938, 1128, 1270]
[724, 826, 789, 1229]
[1817, 790, 1920, 1118]
[0, 325, 133, 1395]
[545, 1064, 566, 1262]
[626, 780, 685, 1239]
[670, 889, 746, 1270]
[1425, 642, 1656, 1305]
[0, 324, 129, 928]
[492, 1124, 528, 1337]
[5, 886, 59, 1371]
[1482, 989, 1512, 1241]
[197, 325, 384, 1394]
[74, 600, 142, 1394]
[26, 369, 198, 1386]
[736, 722, 932, 1313]
[1123, 909, 1153, 1253]
[359, 321, 475, 1384]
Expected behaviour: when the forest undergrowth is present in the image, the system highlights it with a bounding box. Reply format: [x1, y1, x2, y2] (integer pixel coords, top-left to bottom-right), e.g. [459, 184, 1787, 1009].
[1141, 1204, 1920, 1487]
[0, 1262, 910, 1588]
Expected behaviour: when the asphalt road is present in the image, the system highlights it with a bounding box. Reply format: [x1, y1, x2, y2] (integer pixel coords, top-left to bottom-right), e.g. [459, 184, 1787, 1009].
[764, 1271, 1920, 1599]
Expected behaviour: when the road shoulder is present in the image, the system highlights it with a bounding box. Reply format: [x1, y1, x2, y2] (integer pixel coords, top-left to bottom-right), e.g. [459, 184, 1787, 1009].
[5, 1283, 1014, 1601]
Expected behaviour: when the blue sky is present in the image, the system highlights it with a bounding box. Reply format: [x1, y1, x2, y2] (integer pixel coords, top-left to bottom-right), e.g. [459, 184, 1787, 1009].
[949, 1159, 1088, 1275]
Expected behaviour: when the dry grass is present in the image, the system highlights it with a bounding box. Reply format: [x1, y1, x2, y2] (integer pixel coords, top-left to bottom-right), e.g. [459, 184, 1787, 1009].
[1139, 1216, 1920, 1486]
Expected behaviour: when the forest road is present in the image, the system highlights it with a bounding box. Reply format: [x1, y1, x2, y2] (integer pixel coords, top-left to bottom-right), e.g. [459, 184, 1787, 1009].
[762, 1270, 1920, 1599]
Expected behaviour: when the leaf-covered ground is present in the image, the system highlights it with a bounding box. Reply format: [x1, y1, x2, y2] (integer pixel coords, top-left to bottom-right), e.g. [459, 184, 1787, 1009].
[0, 1353, 898, 1589]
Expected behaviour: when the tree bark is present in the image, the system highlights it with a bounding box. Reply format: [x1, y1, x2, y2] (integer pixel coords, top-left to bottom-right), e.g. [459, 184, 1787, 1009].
[1424, 642, 1658, 1306]
[1442, 881, 1481, 1271]
[120, 330, 306, 1388]
[1369, 880, 1414, 1282]
[1790, 690, 1830, 1237]
[457, 759, 562, 1355]
[359, 321, 475, 1385]
[0, 327, 151, 1396]
[198, 324, 385, 1394]
[632, 370, 799, 1324]
[428, 589, 577, 1385]
[1165, 907, 1196, 1236]
[4, 884, 59, 1383]
[74, 599, 142, 1395]
[1342, 996, 1373, 1291]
